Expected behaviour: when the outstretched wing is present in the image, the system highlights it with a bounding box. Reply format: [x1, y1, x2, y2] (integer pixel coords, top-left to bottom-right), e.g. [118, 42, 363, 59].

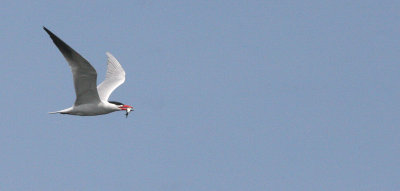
[97, 52, 126, 101]
[44, 27, 101, 106]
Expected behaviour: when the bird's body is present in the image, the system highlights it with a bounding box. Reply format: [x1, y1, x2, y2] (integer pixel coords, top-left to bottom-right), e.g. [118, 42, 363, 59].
[44, 27, 133, 117]
[49, 102, 120, 116]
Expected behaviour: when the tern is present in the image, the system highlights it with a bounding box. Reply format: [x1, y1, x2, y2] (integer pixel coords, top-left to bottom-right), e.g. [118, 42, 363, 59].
[44, 27, 134, 117]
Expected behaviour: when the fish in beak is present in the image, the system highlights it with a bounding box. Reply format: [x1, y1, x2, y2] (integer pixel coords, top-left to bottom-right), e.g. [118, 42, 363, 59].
[119, 105, 134, 118]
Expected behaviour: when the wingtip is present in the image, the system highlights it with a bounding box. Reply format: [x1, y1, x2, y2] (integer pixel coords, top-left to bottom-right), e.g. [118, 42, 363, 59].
[106, 52, 117, 60]
[43, 26, 49, 32]
[43, 26, 55, 37]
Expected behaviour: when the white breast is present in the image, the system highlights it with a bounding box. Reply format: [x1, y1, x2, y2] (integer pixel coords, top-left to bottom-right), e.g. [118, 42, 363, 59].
[67, 102, 119, 116]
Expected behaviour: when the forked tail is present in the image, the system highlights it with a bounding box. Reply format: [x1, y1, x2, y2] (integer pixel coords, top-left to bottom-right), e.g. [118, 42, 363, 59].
[48, 107, 72, 114]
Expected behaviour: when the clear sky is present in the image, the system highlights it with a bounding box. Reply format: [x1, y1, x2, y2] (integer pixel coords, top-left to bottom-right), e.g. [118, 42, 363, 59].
[1, 0, 399, 190]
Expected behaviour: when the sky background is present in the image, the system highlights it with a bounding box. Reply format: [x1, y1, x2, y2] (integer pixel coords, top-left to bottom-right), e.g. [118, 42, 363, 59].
[1, 0, 400, 190]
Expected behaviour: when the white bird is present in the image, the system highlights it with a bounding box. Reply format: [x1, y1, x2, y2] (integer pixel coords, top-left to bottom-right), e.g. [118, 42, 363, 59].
[44, 27, 134, 117]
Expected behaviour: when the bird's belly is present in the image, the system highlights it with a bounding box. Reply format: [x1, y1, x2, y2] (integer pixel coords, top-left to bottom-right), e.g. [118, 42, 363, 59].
[70, 103, 116, 116]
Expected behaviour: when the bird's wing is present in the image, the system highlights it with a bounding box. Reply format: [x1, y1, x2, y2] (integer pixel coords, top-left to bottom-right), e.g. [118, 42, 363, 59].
[97, 52, 126, 101]
[43, 27, 101, 106]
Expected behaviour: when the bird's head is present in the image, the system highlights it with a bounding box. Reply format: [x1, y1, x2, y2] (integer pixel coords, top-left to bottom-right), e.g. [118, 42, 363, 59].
[109, 101, 134, 117]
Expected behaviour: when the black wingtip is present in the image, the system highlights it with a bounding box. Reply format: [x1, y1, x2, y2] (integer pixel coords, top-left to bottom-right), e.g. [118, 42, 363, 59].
[43, 26, 55, 37]
[43, 26, 76, 58]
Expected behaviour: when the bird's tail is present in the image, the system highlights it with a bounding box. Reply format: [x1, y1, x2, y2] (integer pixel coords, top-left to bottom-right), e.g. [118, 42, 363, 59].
[48, 107, 72, 114]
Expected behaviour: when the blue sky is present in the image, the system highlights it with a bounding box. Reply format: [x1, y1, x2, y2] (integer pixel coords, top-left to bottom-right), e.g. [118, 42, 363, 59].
[1, 0, 400, 190]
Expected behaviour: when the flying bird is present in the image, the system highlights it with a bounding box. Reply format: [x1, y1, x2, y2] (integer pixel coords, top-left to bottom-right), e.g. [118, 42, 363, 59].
[44, 27, 134, 117]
